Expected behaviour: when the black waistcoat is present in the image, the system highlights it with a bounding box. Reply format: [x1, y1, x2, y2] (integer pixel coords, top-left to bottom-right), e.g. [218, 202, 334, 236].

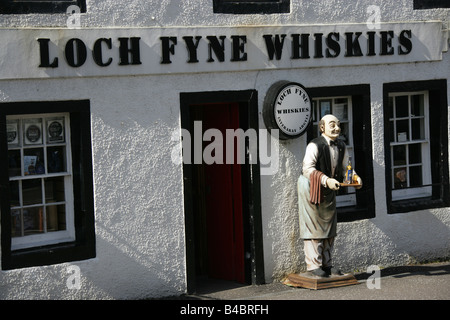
[311, 136, 346, 182]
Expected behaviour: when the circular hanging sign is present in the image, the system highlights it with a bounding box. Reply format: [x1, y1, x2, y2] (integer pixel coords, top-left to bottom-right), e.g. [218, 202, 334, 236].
[263, 81, 312, 140]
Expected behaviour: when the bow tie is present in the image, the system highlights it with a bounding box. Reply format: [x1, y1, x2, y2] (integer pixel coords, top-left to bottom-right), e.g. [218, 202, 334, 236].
[329, 140, 338, 146]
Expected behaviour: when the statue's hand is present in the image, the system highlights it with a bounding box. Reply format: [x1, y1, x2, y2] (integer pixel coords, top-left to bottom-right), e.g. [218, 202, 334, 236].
[326, 178, 340, 190]
[355, 176, 363, 189]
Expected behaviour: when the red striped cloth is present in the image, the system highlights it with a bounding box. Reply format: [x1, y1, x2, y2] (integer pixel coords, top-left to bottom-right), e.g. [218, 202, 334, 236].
[309, 170, 325, 205]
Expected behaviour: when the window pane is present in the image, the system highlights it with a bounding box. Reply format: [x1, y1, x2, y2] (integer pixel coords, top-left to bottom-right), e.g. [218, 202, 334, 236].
[24, 148, 45, 175]
[312, 100, 317, 122]
[11, 209, 22, 238]
[409, 166, 423, 187]
[388, 97, 394, 119]
[47, 146, 66, 173]
[409, 144, 422, 164]
[45, 176, 65, 203]
[334, 98, 348, 104]
[7, 119, 20, 146]
[320, 100, 331, 118]
[23, 118, 43, 145]
[46, 204, 66, 232]
[394, 167, 407, 189]
[8, 150, 21, 177]
[396, 120, 409, 142]
[389, 120, 395, 142]
[22, 179, 42, 206]
[393, 145, 406, 166]
[338, 122, 349, 144]
[46, 117, 65, 144]
[9, 181, 20, 207]
[411, 118, 425, 140]
[23, 207, 44, 236]
[333, 99, 348, 121]
[411, 94, 424, 116]
[395, 96, 409, 118]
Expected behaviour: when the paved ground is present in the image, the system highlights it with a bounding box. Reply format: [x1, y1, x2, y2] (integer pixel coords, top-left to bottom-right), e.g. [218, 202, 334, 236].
[181, 261, 450, 300]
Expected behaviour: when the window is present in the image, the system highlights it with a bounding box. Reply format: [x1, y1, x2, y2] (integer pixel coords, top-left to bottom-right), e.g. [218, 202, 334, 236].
[311, 96, 356, 208]
[384, 80, 449, 214]
[307, 85, 375, 222]
[213, 0, 290, 14]
[413, 0, 450, 9]
[388, 92, 431, 201]
[1, 100, 95, 270]
[7, 113, 74, 250]
[0, 0, 86, 14]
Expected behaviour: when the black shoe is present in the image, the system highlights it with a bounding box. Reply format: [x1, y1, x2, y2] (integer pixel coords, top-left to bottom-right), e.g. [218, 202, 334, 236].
[310, 268, 328, 277]
[323, 266, 343, 276]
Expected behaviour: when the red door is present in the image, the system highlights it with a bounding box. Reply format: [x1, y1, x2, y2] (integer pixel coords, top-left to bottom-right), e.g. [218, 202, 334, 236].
[202, 103, 245, 283]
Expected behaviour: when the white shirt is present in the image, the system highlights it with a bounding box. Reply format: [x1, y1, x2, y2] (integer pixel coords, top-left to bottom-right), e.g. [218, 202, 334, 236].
[302, 134, 354, 187]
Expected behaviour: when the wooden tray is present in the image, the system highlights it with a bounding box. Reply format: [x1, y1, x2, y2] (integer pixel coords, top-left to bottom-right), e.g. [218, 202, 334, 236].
[339, 183, 361, 187]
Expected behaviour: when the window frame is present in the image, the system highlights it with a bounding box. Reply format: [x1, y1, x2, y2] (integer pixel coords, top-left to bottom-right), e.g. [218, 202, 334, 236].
[0, 0, 86, 14]
[307, 84, 375, 222]
[1, 100, 95, 270]
[213, 0, 290, 14]
[383, 80, 450, 214]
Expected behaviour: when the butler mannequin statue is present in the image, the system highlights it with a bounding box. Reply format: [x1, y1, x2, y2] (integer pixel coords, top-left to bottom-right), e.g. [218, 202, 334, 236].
[298, 114, 362, 277]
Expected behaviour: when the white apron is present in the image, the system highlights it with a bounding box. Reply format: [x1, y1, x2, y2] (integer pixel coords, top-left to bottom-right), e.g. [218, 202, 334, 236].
[297, 175, 337, 239]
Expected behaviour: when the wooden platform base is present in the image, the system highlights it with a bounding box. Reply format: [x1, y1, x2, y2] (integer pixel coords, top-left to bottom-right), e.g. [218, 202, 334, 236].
[283, 272, 359, 290]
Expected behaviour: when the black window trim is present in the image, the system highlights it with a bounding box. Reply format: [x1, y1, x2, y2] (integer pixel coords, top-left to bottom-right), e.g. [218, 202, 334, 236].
[306, 84, 375, 222]
[413, 0, 450, 9]
[0, 100, 95, 270]
[383, 79, 450, 214]
[0, 0, 86, 14]
[213, 0, 290, 14]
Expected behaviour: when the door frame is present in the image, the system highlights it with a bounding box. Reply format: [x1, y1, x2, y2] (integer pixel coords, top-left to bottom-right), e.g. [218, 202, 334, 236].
[180, 90, 265, 294]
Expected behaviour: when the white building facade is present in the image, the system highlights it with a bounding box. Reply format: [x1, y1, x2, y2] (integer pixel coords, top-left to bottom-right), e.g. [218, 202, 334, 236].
[0, 0, 449, 299]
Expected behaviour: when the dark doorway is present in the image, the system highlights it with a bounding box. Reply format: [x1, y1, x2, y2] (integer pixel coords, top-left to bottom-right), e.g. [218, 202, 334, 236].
[192, 103, 245, 284]
[180, 90, 264, 294]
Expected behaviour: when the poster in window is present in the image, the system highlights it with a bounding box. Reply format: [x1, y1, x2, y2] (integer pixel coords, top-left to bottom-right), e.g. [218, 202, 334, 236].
[320, 100, 331, 118]
[24, 119, 42, 145]
[7, 120, 19, 146]
[24, 155, 37, 175]
[46, 118, 65, 143]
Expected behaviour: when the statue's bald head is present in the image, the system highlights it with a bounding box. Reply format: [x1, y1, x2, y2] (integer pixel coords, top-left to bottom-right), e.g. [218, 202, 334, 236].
[319, 114, 341, 140]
